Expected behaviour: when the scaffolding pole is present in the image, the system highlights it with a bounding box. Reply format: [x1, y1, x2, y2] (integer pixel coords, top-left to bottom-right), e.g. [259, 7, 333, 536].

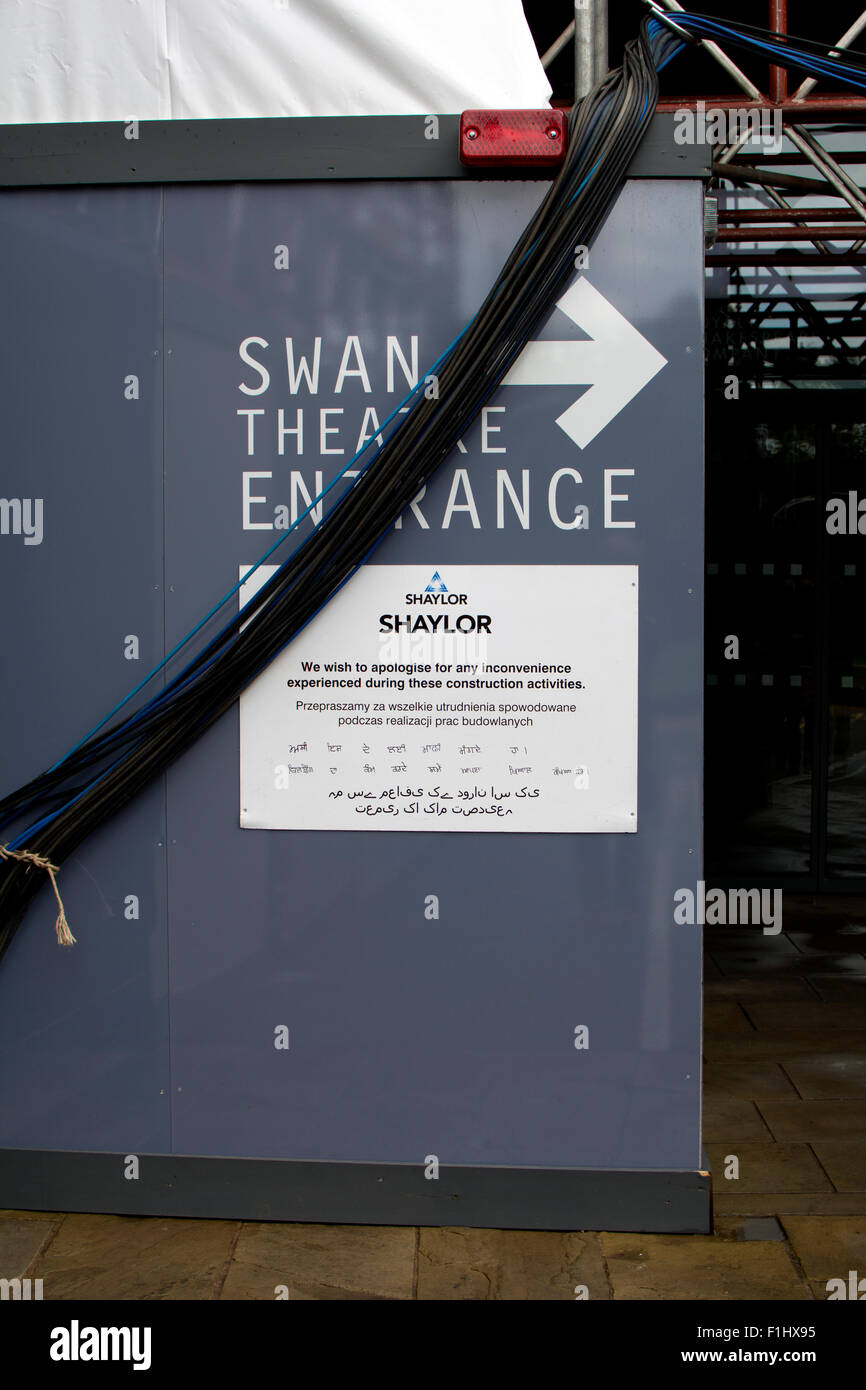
[574, 0, 608, 101]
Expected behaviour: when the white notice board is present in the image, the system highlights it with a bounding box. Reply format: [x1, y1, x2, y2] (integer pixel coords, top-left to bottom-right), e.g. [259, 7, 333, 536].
[239, 565, 638, 833]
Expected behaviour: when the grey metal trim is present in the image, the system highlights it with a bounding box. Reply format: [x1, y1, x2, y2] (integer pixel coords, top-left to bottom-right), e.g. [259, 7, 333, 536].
[0, 113, 710, 188]
[0, 1148, 712, 1232]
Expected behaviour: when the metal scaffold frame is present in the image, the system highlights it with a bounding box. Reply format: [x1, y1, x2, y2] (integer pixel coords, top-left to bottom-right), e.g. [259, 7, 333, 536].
[539, 2, 866, 266]
[536, 0, 866, 380]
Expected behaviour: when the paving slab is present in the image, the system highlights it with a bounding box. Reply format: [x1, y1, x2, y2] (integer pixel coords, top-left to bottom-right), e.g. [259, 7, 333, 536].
[30, 1213, 239, 1301]
[713, 1216, 785, 1241]
[708, 935, 801, 959]
[703, 975, 816, 1002]
[599, 1232, 807, 1300]
[785, 930, 866, 956]
[0, 1215, 57, 1280]
[713, 952, 866, 979]
[703, 1002, 756, 1035]
[744, 1003, 866, 1032]
[703, 1028, 866, 1061]
[703, 1060, 797, 1100]
[757, 1100, 866, 1142]
[0, 1209, 65, 1221]
[714, 1192, 866, 1217]
[809, 1142, 866, 1193]
[221, 1222, 415, 1301]
[784, 895, 866, 924]
[781, 1054, 866, 1099]
[807, 977, 866, 1005]
[705, 1142, 832, 1193]
[416, 1227, 608, 1301]
[780, 1216, 866, 1282]
[702, 1097, 773, 1142]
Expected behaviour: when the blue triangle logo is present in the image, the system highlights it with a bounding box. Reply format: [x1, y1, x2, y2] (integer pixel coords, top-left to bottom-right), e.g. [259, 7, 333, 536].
[425, 570, 448, 593]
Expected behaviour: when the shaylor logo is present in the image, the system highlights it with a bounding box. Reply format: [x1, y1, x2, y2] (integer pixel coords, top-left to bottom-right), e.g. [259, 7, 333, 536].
[381, 573, 491, 633]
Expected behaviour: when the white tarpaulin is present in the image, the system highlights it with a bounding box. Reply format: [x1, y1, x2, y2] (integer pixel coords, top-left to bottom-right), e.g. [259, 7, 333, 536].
[0, 0, 551, 122]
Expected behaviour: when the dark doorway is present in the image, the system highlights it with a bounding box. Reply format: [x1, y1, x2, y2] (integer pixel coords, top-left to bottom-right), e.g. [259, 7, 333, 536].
[705, 387, 866, 890]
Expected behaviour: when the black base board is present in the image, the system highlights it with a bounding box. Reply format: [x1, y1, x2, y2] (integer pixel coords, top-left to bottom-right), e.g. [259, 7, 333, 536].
[0, 1149, 712, 1233]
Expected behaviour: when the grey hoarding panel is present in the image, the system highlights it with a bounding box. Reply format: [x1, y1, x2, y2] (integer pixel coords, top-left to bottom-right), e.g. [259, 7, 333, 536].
[162, 177, 703, 1171]
[0, 173, 705, 1225]
[0, 189, 170, 1153]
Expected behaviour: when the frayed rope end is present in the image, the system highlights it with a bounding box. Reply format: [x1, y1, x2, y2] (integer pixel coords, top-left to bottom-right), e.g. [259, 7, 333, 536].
[54, 901, 76, 947]
[0, 843, 76, 946]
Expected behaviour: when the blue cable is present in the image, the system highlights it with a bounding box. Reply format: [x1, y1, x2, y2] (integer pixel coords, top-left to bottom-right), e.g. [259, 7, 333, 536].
[47, 327, 467, 773]
[21, 8, 861, 853]
[673, 15, 866, 93]
[15, 521, 397, 844]
[7, 749, 134, 849]
[5, 21, 683, 839]
[115, 398, 417, 729]
[221, 523, 396, 700]
[47, 100, 627, 778]
[655, 40, 686, 74]
[9, 329, 479, 836]
[568, 155, 604, 207]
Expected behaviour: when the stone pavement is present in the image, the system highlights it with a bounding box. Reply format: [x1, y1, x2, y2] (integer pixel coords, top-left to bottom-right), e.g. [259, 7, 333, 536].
[1, 895, 864, 1300]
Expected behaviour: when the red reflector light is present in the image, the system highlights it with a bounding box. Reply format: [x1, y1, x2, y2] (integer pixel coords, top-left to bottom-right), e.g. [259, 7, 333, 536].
[459, 109, 567, 167]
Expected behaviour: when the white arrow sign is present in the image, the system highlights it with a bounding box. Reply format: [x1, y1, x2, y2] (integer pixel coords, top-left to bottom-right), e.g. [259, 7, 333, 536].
[502, 278, 667, 449]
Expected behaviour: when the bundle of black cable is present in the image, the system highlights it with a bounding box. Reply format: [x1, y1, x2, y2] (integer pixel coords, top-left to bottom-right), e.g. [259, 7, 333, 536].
[0, 16, 673, 959]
